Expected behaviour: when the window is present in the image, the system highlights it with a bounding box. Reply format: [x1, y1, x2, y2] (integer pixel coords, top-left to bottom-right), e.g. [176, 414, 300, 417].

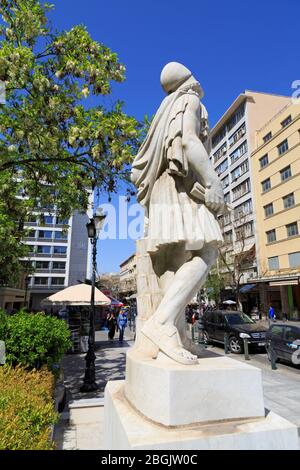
[286, 222, 298, 237]
[228, 123, 246, 147]
[56, 217, 69, 225]
[284, 327, 299, 342]
[262, 178, 271, 192]
[224, 192, 231, 204]
[213, 143, 227, 164]
[236, 222, 253, 240]
[216, 158, 228, 176]
[230, 141, 248, 164]
[234, 199, 253, 220]
[266, 229, 276, 243]
[227, 104, 245, 131]
[289, 252, 300, 268]
[283, 193, 295, 209]
[232, 178, 250, 201]
[53, 246, 67, 254]
[231, 159, 249, 182]
[280, 165, 292, 181]
[224, 231, 233, 243]
[268, 256, 279, 270]
[263, 132, 272, 144]
[51, 277, 65, 286]
[36, 245, 51, 254]
[38, 230, 52, 239]
[35, 261, 50, 269]
[212, 126, 226, 148]
[281, 115, 292, 128]
[221, 175, 229, 189]
[52, 261, 66, 270]
[34, 277, 48, 285]
[42, 215, 54, 224]
[264, 203, 274, 217]
[278, 139, 289, 156]
[54, 231, 67, 240]
[259, 154, 269, 169]
[27, 230, 36, 238]
[27, 245, 35, 253]
[270, 325, 284, 338]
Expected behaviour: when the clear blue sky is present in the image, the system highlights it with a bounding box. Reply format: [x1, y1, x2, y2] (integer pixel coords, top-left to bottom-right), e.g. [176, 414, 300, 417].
[50, 0, 300, 273]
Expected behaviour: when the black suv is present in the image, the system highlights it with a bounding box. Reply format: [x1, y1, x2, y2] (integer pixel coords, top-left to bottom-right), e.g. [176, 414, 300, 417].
[202, 309, 267, 354]
[266, 322, 300, 365]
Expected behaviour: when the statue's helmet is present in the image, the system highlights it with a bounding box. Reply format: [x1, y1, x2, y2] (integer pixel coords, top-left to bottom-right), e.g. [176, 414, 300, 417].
[160, 62, 193, 94]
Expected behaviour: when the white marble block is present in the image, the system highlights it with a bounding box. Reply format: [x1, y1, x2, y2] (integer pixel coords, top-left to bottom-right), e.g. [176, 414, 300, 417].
[125, 349, 265, 427]
[104, 380, 299, 450]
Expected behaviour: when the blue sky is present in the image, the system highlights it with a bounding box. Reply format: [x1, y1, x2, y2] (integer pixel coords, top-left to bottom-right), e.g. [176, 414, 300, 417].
[50, 0, 300, 273]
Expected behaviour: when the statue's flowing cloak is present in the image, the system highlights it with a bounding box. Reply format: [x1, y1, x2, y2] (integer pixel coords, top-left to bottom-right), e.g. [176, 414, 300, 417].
[132, 84, 223, 254]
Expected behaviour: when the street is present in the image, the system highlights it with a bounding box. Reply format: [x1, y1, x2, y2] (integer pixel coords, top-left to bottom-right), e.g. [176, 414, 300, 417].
[203, 341, 300, 429]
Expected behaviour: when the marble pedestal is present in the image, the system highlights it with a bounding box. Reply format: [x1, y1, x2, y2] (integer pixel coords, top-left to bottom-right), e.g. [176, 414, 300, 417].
[104, 380, 298, 450]
[103, 351, 299, 450]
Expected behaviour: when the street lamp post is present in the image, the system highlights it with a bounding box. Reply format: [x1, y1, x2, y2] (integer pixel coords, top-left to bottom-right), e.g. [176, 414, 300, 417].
[80, 209, 106, 393]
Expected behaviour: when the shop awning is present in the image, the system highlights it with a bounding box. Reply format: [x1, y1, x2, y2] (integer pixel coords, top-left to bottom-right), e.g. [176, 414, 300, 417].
[108, 296, 124, 307]
[239, 284, 256, 293]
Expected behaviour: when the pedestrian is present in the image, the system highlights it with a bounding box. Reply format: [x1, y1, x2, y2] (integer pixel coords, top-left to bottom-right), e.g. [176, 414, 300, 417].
[268, 305, 275, 322]
[107, 312, 116, 340]
[118, 308, 128, 342]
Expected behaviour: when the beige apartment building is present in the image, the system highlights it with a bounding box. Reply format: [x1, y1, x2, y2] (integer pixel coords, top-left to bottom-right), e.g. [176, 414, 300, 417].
[119, 253, 137, 300]
[210, 91, 291, 292]
[251, 99, 300, 319]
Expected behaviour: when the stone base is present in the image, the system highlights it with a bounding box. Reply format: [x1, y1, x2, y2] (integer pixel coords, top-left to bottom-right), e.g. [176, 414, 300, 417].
[125, 349, 265, 426]
[104, 381, 299, 450]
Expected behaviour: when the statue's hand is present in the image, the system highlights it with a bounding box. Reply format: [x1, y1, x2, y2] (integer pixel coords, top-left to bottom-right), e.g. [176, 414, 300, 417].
[205, 182, 225, 215]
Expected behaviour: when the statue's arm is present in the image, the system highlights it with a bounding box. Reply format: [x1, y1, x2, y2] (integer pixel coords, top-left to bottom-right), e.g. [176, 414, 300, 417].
[182, 94, 218, 188]
[182, 94, 224, 213]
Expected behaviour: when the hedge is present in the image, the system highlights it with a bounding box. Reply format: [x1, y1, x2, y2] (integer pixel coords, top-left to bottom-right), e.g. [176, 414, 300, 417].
[0, 310, 71, 370]
[0, 366, 58, 450]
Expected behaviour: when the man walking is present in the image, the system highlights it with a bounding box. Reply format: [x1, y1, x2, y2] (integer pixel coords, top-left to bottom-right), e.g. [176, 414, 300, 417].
[118, 308, 128, 342]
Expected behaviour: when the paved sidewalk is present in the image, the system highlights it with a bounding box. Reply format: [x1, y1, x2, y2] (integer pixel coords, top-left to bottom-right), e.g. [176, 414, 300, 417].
[53, 328, 135, 449]
[54, 328, 300, 450]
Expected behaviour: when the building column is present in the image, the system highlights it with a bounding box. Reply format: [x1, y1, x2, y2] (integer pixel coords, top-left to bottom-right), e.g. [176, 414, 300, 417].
[258, 283, 269, 318]
[280, 285, 289, 318]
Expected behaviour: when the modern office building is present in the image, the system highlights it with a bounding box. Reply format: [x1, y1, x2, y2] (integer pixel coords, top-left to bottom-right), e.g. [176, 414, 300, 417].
[251, 99, 300, 318]
[23, 194, 93, 310]
[210, 91, 291, 288]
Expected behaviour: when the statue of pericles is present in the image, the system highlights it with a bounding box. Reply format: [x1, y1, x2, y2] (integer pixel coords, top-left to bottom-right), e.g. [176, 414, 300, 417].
[131, 62, 225, 365]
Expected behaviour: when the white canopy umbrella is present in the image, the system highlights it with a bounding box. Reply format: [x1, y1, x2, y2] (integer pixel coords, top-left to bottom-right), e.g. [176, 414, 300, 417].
[42, 283, 111, 306]
[222, 300, 236, 305]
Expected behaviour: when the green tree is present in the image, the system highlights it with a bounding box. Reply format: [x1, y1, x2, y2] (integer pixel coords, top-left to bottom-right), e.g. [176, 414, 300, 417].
[0, 0, 140, 285]
[204, 271, 225, 305]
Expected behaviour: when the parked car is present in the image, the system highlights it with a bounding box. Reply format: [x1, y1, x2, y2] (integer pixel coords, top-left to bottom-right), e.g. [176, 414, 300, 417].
[265, 322, 300, 366]
[202, 309, 267, 354]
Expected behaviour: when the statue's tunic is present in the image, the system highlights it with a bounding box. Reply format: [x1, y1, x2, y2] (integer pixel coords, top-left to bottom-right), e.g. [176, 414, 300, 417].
[132, 83, 223, 255]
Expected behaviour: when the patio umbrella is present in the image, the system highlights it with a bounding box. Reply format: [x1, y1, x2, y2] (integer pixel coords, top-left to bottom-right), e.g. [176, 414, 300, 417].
[222, 300, 236, 305]
[42, 283, 111, 306]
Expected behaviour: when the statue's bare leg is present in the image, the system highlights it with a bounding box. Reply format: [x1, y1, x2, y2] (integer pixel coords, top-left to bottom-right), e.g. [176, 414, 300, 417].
[141, 244, 217, 364]
[176, 245, 217, 355]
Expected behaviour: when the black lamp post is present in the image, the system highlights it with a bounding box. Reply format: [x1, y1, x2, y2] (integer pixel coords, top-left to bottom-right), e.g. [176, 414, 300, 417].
[80, 209, 106, 393]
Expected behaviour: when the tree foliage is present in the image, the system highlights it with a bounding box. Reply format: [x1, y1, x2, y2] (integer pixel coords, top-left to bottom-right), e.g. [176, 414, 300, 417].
[0, 0, 141, 285]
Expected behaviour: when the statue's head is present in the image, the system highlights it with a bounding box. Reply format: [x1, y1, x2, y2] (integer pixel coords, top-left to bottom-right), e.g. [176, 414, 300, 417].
[160, 62, 203, 97]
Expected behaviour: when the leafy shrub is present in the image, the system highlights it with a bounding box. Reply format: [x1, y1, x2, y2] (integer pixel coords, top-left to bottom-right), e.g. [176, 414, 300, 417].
[0, 310, 71, 370]
[0, 365, 58, 450]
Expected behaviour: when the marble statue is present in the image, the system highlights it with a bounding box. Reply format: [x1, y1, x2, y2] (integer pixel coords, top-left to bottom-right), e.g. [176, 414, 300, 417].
[131, 62, 225, 365]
